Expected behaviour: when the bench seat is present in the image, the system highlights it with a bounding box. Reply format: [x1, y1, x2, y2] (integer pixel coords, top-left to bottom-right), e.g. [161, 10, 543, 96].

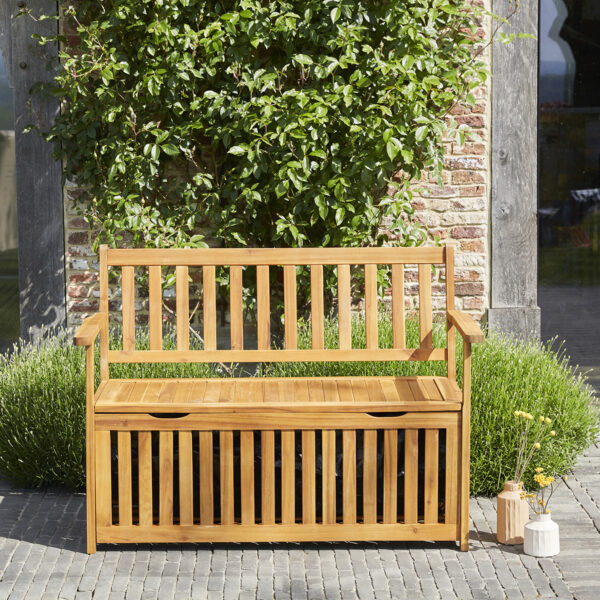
[94, 376, 462, 413]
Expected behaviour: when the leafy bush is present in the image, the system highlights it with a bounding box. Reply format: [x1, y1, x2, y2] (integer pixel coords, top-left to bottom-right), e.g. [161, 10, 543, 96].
[1, 318, 595, 494]
[261, 315, 599, 495]
[39, 0, 488, 251]
[0, 329, 221, 489]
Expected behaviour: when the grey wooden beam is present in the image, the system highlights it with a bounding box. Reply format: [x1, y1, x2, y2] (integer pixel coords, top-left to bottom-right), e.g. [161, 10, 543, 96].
[488, 1, 540, 339]
[0, 3, 13, 87]
[11, 0, 65, 340]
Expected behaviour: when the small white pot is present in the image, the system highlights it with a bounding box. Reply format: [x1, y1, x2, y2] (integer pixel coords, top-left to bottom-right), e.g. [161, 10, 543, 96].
[523, 512, 560, 557]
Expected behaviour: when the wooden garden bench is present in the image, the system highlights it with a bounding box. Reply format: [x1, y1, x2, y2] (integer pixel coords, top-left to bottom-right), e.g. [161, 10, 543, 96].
[74, 245, 483, 553]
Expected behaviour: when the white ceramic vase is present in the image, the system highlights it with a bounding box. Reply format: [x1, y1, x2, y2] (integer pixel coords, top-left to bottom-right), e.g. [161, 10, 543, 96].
[524, 512, 560, 557]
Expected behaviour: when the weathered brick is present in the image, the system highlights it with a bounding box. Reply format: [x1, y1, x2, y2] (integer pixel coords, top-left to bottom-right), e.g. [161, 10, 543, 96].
[68, 232, 89, 245]
[68, 285, 90, 298]
[452, 226, 484, 239]
[456, 282, 485, 296]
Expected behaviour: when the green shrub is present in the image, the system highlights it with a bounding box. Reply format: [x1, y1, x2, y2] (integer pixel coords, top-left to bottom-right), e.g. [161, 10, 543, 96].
[0, 318, 597, 494]
[261, 314, 599, 495]
[0, 328, 221, 489]
[40, 0, 488, 253]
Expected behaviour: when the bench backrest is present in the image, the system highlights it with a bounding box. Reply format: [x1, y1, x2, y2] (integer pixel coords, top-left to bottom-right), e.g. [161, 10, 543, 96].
[99, 245, 455, 368]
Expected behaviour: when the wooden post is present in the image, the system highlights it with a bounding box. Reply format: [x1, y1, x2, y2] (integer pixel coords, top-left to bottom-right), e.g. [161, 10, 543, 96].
[489, 0, 540, 339]
[10, 1, 65, 340]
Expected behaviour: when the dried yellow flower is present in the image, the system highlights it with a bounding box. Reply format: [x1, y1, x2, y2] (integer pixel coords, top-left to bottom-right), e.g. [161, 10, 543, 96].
[539, 416, 545, 423]
[545, 417, 551, 424]
[533, 442, 541, 449]
[535, 467, 544, 473]
[549, 431, 556, 437]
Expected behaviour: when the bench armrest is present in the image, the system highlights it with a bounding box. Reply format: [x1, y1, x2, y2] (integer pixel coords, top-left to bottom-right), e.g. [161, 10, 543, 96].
[74, 313, 106, 346]
[447, 310, 484, 344]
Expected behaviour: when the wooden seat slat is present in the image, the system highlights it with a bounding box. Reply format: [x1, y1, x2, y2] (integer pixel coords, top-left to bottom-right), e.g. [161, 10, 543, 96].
[94, 376, 462, 412]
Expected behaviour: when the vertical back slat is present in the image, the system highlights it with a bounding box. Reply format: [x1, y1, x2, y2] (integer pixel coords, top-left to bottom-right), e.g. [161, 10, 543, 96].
[99, 245, 109, 380]
[445, 426, 459, 524]
[363, 430, 377, 524]
[383, 430, 398, 524]
[240, 431, 255, 525]
[392, 263, 405, 349]
[418, 264, 433, 348]
[117, 432, 132, 526]
[343, 430, 357, 524]
[176, 265, 189, 350]
[257, 265, 270, 350]
[310, 265, 324, 350]
[404, 429, 418, 524]
[220, 431, 234, 525]
[322, 430, 336, 524]
[95, 430, 112, 527]
[121, 266, 135, 352]
[148, 265, 162, 350]
[284, 265, 298, 349]
[203, 266, 217, 351]
[365, 264, 378, 349]
[302, 431, 316, 524]
[261, 431, 275, 525]
[179, 431, 194, 526]
[281, 431, 295, 524]
[425, 430, 439, 524]
[230, 266, 244, 350]
[338, 264, 352, 350]
[159, 432, 174, 525]
[446, 246, 456, 378]
[199, 432, 214, 525]
[138, 432, 153, 526]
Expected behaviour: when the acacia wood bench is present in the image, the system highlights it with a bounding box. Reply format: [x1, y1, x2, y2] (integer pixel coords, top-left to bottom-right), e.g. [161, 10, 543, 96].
[74, 245, 483, 554]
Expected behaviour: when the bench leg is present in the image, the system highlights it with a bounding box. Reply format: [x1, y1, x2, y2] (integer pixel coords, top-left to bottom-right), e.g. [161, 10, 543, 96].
[85, 345, 97, 554]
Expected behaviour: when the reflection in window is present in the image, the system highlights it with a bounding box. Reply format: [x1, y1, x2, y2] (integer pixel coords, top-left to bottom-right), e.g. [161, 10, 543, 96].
[539, 0, 600, 286]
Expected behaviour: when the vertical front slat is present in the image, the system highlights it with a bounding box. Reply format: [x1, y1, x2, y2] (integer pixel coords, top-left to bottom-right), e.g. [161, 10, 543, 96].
[322, 430, 336, 524]
[281, 431, 295, 524]
[95, 430, 112, 527]
[310, 265, 324, 350]
[159, 432, 174, 526]
[148, 265, 162, 350]
[338, 264, 351, 350]
[138, 432, 153, 527]
[230, 266, 244, 350]
[261, 431, 275, 525]
[203, 266, 217, 351]
[199, 432, 214, 525]
[383, 430, 398, 523]
[363, 430, 377, 524]
[343, 430, 356, 524]
[121, 266, 135, 352]
[176, 265, 190, 350]
[257, 265, 270, 350]
[419, 264, 433, 348]
[392, 263, 405, 349]
[461, 341, 473, 550]
[302, 431, 316, 524]
[117, 432, 132, 526]
[220, 431, 234, 525]
[365, 264, 378, 349]
[404, 429, 419, 524]
[283, 266, 297, 350]
[179, 431, 194, 526]
[446, 246, 456, 378]
[445, 426, 459, 524]
[425, 430, 440, 524]
[240, 431, 255, 525]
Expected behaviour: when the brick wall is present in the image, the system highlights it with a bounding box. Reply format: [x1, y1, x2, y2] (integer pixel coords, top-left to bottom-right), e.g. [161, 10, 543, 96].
[63, 7, 491, 328]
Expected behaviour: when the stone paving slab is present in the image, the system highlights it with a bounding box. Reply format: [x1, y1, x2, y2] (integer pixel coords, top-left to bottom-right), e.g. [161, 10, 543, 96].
[0, 440, 599, 600]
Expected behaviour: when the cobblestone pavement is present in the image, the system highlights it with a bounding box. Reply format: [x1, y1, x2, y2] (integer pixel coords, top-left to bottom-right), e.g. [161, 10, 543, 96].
[0, 439, 598, 600]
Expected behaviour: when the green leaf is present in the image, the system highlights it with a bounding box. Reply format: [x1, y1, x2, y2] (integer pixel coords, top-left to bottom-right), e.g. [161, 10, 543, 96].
[415, 126, 428, 142]
[228, 146, 247, 155]
[162, 144, 179, 156]
[331, 7, 340, 23]
[293, 54, 313, 66]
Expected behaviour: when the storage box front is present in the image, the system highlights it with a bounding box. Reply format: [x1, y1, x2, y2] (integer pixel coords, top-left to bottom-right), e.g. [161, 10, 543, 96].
[94, 412, 461, 544]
